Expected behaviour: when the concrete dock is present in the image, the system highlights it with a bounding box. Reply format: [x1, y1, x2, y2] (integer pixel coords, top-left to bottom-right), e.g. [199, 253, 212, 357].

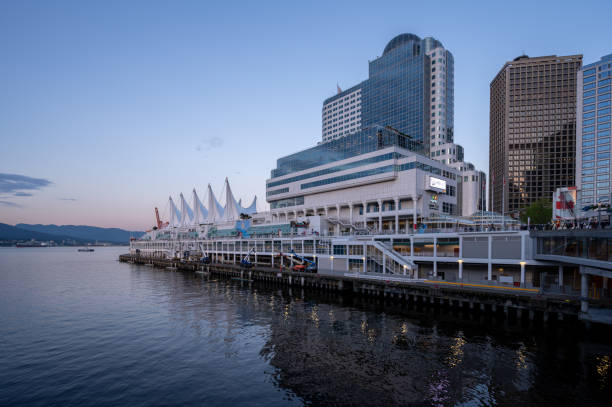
[117, 253, 603, 325]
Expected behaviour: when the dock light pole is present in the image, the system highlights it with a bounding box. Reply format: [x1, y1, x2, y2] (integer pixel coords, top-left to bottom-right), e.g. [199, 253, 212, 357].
[457, 259, 463, 281]
[519, 261, 526, 287]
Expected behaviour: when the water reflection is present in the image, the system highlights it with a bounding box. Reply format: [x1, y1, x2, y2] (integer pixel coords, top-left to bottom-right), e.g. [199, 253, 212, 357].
[130, 266, 612, 406]
[4, 248, 607, 407]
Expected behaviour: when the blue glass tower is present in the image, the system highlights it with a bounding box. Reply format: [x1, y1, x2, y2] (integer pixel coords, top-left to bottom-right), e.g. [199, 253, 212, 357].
[322, 33, 454, 153]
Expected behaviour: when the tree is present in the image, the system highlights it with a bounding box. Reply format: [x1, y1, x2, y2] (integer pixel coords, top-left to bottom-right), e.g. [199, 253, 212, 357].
[520, 199, 552, 224]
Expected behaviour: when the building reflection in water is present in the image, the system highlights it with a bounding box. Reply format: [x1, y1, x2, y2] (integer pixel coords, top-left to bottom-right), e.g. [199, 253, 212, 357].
[138, 269, 612, 406]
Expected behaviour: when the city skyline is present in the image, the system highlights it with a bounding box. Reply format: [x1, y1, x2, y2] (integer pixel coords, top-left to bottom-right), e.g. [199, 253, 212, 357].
[1, 0, 611, 229]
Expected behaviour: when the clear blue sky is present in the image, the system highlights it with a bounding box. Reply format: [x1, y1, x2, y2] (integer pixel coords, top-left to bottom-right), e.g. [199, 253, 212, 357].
[1, 0, 611, 230]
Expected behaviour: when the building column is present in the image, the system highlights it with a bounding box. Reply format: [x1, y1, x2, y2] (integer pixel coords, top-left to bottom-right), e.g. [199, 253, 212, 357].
[410, 237, 414, 259]
[349, 203, 354, 226]
[433, 237, 437, 277]
[377, 199, 382, 232]
[336, 204, 341, 235]
[362, 201, 367, 229]
[382, 254, 386, 274]
[581, 267, 589, 313]
[412, 195, 418, 231]
[558, 265, 564, 289]
[487, 235, 493, 281]
[394, 197, 399, 234]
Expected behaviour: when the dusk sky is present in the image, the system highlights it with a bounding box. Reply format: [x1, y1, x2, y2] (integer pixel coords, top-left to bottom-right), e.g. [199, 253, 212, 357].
[1, 0, 611, 230]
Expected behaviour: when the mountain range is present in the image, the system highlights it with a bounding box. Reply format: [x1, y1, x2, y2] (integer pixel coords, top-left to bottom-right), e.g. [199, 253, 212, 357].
[0, 223, 143, 244]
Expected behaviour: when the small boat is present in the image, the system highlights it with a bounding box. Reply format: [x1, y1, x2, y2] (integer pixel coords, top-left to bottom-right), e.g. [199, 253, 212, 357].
[78, 248, 95, 252]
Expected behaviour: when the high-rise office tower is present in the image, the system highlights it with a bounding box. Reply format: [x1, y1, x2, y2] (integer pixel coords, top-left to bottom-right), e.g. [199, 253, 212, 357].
[576, 54, 612, 206]
[489, 54, 582, 216]
[322, 33, 454, 151]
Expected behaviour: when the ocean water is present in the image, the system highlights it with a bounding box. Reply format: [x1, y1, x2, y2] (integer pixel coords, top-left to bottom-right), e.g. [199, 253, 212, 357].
[0, 247, 610, 406]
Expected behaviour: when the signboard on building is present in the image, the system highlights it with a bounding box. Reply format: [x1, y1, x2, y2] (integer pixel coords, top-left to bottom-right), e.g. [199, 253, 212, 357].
[429, 194, 439, 210]
[553, 187, 577, 220]
[428, 177, 447, 192]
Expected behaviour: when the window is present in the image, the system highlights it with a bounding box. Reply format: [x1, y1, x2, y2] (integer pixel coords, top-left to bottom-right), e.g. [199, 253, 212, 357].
[598, 144, 611, 152]
[583, 183, 594, 190]
[599, 130, 611, 138]
[599, 100, 611, 108]
[584, 68, 596, 76]
[584, 104, 595, 112]
[583, 176, 594, 182]
[598, 159, 610, 167]
[584, 119, 595, 125]
[584, 147, 595, 154]
[584, 111, 596, 119]
[598, 122, 611, 130]
[585, 90, 596, 97]
[597, 174, 610, 181]
[599, 78, 611, 87]
[584, 75, 596, 83]
[584, 83, 596, 90]
[583, 162, 594, 168]
[584, 133, 595, 140]
[599, 108, 611, 116]
[584, 155, 595, 161]
[599, 116, 611, 123]
[584, 126, 595, 133]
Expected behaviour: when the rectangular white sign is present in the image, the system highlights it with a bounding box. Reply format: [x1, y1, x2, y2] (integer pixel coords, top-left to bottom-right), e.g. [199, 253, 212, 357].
[429, 177, 446, 192]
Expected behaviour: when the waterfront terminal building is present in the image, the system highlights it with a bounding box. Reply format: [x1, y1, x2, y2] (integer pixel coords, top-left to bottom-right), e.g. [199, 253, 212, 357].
[129, 35, 611, 323]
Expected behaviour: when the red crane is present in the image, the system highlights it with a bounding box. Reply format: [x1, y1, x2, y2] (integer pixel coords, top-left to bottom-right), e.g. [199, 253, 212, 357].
[155, 207, 163, 229]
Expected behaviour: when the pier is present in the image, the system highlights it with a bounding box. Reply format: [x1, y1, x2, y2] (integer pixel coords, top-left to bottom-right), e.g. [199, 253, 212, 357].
[119, 253, 590, 325]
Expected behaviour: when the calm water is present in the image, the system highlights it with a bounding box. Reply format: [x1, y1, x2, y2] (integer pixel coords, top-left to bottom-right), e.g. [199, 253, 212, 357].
[0, 247, 611, 406]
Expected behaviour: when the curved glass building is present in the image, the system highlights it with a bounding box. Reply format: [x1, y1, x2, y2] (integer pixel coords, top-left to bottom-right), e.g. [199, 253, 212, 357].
[321, 33, 454, 154]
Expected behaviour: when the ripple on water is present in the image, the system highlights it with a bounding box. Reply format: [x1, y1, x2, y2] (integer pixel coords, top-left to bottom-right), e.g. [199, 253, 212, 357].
[0, 247, 611, 407]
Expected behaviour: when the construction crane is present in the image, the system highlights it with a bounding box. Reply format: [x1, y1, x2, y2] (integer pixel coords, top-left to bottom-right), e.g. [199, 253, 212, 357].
[198, 244, 211, 264]
[240, 248, 256, 268]
[287, 249, 317, 272]
[154, 207, 169, 230]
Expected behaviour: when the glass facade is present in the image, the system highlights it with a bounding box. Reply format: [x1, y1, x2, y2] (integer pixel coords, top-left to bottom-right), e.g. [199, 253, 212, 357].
[321, 33, 454, 150]
[490, 55, 582, 215]
[271, 125, 424, 178]
[578, 54, 612, 205]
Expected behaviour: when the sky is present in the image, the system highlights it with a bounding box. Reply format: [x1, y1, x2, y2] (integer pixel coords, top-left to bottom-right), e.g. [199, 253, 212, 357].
[1, 0, 611, 230]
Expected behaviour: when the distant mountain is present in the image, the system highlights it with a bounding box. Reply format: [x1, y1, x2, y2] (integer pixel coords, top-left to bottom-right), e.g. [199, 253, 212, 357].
[15, 224, 143, 244]
[0, 223, 89, 243]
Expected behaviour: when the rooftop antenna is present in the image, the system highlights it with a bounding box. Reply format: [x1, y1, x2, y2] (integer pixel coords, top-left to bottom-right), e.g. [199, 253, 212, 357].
[336, 83, 342, 94]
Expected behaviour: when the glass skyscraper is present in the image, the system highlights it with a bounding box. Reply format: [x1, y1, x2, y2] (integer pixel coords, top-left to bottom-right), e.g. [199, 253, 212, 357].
[322, 33, 454, 152]
[576, 54, 612, 206]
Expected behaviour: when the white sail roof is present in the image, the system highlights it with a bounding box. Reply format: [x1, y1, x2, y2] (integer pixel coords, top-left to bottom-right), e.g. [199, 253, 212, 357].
[239, 196, 257, 215]
[222, 178, 240, 221]
[179, 193, 193, 226]
[169, 196, 181, 227]
[206, 184, 223, 222]
[192, 189, 208, 225]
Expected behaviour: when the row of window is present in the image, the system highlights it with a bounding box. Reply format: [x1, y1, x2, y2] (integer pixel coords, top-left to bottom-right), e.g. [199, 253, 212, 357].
[266, 187, 289, 197]
[300, 161, 456, 190]
[582, 159, 610, 169]
[584, 122, 611, 133]
[267, 152, 403, 188]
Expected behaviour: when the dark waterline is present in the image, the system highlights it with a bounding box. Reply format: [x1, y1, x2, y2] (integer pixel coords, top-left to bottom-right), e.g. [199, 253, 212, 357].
[0, 247, 610, 406]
